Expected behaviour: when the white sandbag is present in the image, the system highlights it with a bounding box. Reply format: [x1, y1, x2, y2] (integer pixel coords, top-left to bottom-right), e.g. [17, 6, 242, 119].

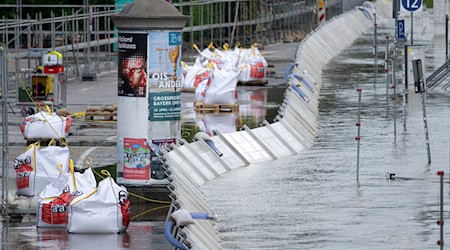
[67, 175, 130, 234]
[222, 48, 241, 68]
[183, 63, 211, 89]
[14, 143, 70, 197]
[37, 166, 97, 228]
[203, 66, 240, 104]
[21, 111, 72, 140]
[238, 47, 268, 83]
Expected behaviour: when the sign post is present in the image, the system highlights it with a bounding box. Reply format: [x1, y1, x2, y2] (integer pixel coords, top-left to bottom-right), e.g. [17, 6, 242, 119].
[402, 0, 422, 45]
[412, 59, 431, 164]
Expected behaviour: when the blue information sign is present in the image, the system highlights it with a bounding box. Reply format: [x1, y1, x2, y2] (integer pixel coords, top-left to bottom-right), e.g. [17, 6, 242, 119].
[402, 0, 422, 12]
[397, 19, 405, 39]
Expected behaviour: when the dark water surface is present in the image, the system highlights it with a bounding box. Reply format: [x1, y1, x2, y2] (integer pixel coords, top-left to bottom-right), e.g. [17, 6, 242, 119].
[202, 22, 450, 249]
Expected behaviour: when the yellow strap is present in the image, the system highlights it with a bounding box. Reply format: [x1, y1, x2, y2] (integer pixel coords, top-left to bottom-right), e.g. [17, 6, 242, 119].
[42, 196, 59, 201]
[31, 142, 39, 172]
[70, 188, 98, 206]
[48, 138, 56, 146]
[69, 159, 76, 190]
[57, 163, 63, 175]
[45, 105, 52, 114]
[101, 169, 111, 177]
[193, 44, 199, 52]
[130, 205, 170, 220]
[223, 43, 229, 51]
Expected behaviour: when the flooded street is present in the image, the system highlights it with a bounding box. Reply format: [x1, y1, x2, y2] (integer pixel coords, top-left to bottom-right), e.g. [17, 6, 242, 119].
[202, 19, 450, 249]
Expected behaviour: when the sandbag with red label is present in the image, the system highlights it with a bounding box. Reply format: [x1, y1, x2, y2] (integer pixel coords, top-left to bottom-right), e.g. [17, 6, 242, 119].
[37, 162, 97, 228]
[14, 142, 70, 197]
[67, 171, 130, 234]
[238, 46, 268, 84]
[182, 62, 211, 90]
[20, 109, 72, 140]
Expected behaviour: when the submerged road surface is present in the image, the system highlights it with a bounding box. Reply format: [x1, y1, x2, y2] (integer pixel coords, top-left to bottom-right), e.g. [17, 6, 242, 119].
[202, 14, 450, 249]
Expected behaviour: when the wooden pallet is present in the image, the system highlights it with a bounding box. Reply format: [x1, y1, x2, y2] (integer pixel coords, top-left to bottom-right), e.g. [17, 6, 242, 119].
[85, 112, 117, 121]
[195, 102, 239, 113]
[238, 80, 268, 86]
[181, 87, 196, 93]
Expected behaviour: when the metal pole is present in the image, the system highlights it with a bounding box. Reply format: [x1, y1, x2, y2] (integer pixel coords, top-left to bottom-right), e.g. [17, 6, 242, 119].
[437, 171, 444, 249]
[356, 88, 362, 183]
[373, 12, 377, 87]
[446, 14, 448, 62]
[392, 59, 397, 139]
[411, 12, 413, 45]
[404, 44, 408, 90]
[403, 44, 408, 130]
[1, 42, 9, 216]
[421, 91, 431, 164]
[385, 36, 389, 103]
[51, 11, 55, 50]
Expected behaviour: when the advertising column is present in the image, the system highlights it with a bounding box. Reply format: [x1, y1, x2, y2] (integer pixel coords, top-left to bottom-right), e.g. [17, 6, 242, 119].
[112, 0, 188, 186]
[116, 32, 152, 185]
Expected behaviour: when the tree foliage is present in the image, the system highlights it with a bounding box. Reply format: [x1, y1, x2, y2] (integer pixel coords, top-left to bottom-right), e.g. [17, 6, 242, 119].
[0, 0, 115, 19]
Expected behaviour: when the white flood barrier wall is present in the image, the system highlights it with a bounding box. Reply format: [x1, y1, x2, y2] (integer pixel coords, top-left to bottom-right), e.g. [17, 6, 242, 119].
[162, 1, 392, 248]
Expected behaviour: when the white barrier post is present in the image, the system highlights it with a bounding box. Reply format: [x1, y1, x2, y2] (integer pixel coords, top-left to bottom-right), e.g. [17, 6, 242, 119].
[373, 12, 378, 87]
[356, 88, 362, 183]
[391, 59, 397, 140]
[437, 171, 444, 249]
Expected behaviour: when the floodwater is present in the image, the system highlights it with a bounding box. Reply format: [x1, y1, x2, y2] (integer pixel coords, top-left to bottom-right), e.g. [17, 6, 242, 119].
[202, 20, 450, 249]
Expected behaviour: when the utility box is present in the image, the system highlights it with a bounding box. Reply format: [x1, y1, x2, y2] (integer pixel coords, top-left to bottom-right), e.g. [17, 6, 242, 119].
[412, 59, 425, 93]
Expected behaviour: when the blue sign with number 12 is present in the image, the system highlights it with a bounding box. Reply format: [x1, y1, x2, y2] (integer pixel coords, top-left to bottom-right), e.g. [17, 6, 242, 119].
[402, 0, 422, 12]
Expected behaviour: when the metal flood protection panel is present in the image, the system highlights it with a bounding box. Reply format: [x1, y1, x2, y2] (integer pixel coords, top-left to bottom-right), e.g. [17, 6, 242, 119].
[162, 1, 392, 249]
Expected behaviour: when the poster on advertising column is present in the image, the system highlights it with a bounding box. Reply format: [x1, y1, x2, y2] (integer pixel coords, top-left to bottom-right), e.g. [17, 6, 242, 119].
[118, 33, 148, 97]
[150, 138, 176, 180]
[147, 31, 182, 92]
[148, 92, 181, 121]
[122, 138, 151, 182]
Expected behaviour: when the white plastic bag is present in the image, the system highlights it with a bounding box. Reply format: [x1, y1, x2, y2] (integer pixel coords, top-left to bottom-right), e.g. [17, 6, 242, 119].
[67, 172, 130, 234]
[14, 142, 70, 197]
[37, 162, 97, 228]
[21, 110, 72, 140]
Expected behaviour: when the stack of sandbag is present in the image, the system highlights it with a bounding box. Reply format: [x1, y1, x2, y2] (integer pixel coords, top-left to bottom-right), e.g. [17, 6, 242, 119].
[67, 172, 130, 234]
[20, 109, 72, 140]
[184, 44, 241, 104]
[14, 142, 70, 197]
[182, 43, 268, 104]
[85, 105, 117, 119]
[37, 160, 97, 228]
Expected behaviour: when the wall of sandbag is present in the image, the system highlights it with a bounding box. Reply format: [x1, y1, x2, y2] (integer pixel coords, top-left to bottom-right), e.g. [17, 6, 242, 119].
[163, 1, 392, 249]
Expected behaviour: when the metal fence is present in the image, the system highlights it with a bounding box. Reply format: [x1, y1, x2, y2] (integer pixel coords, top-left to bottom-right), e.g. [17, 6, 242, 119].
[0, 1, 346, 79]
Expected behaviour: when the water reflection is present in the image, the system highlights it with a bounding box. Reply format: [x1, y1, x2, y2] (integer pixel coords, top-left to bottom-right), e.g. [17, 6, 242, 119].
[181, 86, 284, 141]
[1, 222, 170, 249]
